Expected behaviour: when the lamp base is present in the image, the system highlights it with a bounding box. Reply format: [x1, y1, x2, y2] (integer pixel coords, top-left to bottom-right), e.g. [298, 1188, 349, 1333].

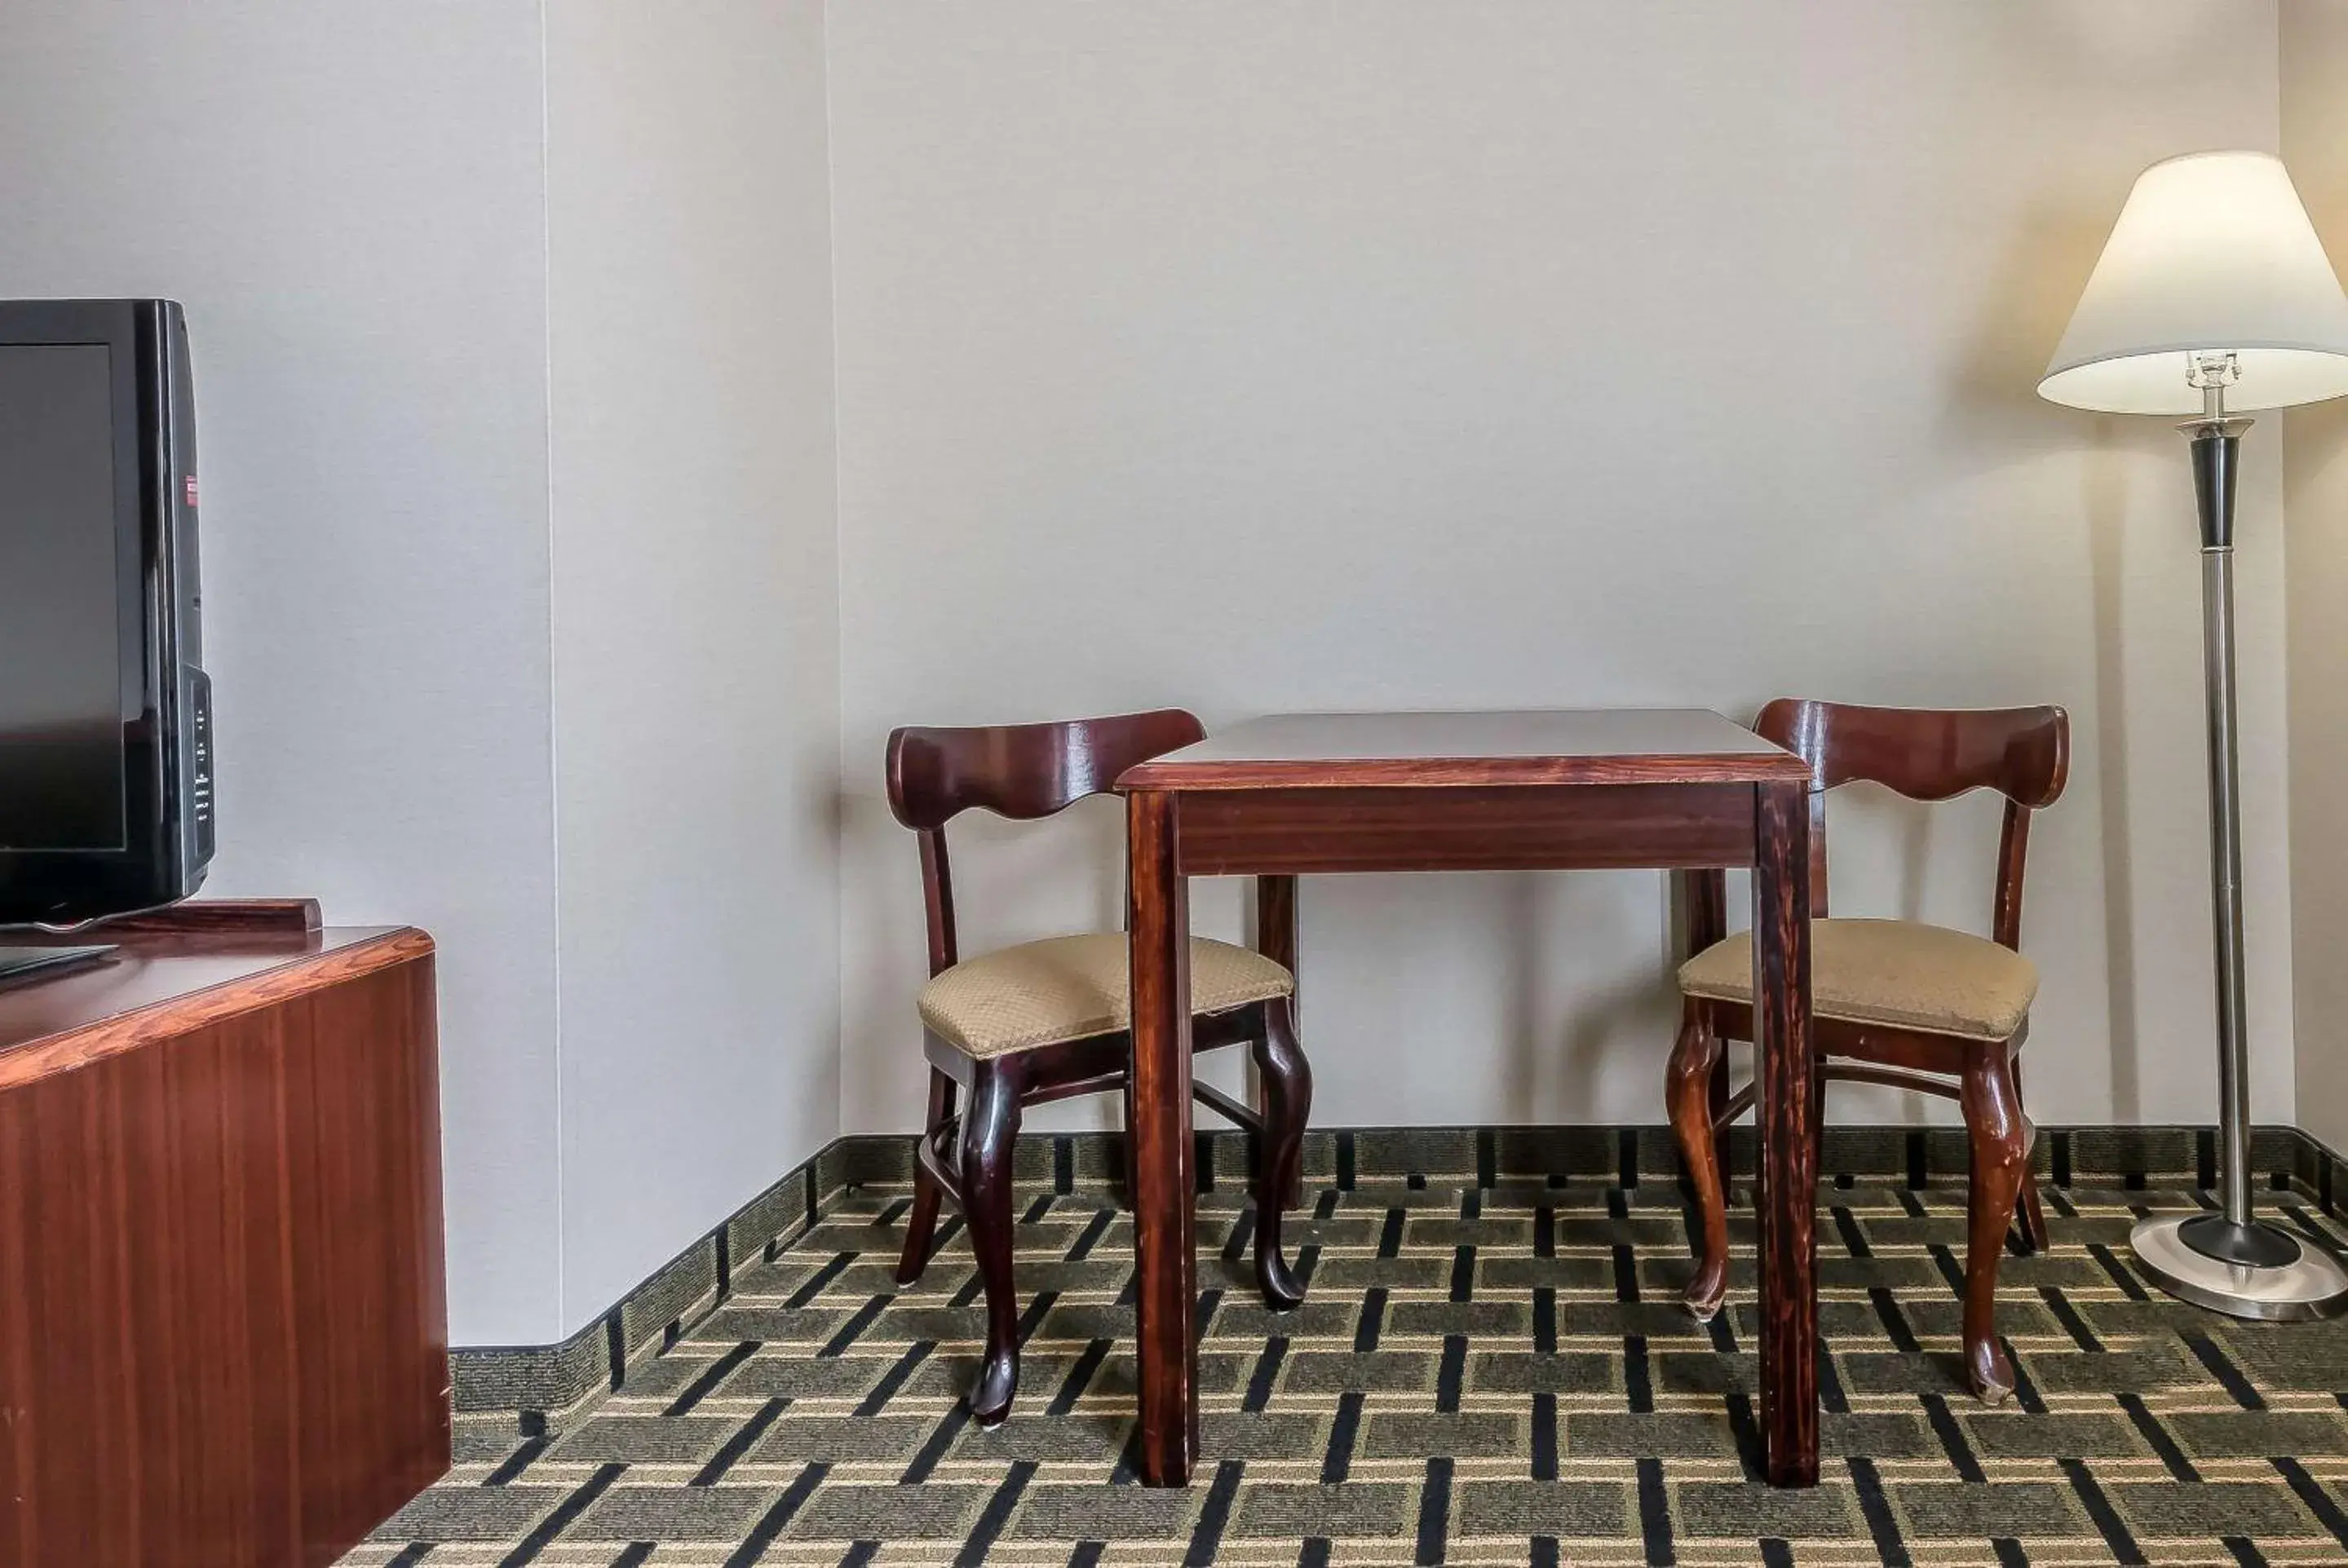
[2130, 1213, 2348, 1322]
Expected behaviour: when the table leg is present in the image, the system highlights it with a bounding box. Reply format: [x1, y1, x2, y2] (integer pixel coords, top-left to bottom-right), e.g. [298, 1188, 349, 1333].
[1127, 789, 1198, 1486]
[1753, 779, 1819, 1486]
[1255, 875, 1298, 983]
[1255, 876, 1302, 1208]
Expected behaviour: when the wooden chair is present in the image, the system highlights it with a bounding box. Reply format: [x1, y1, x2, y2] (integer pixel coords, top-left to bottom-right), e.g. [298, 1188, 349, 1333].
[1666, 699, 2069, 1404]
[886, 709, 1313, 1426]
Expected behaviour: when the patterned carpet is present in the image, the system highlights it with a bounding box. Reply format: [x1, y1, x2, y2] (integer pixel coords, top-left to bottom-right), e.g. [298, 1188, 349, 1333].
[345, 1164, 2348, 1566]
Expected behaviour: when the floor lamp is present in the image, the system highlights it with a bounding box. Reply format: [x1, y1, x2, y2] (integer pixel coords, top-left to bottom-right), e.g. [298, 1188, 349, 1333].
[2041, 151, 2348, 1319]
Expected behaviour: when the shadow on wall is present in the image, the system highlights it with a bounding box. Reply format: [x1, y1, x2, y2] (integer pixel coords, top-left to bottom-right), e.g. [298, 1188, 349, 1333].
[1492, 868, 1680, 1126]
[1951, 203, 2147, 1122]
[2083, 425, 2140, 1120]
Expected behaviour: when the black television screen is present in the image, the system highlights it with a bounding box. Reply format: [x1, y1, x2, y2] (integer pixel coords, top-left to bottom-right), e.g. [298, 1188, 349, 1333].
[0, 299, 210, 926]
[0, 342, 128, 852]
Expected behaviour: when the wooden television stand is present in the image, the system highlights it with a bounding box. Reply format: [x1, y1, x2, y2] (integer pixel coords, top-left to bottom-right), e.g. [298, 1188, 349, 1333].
[0, 899, 448, 1568]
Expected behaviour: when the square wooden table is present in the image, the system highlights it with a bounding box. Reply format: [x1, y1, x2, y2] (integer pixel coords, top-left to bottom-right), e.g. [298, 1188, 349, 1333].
[1115, 709, 1822, 1486]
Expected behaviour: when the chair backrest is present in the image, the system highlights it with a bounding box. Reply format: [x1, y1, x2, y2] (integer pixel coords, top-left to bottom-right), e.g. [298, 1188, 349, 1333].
[884, 709, 1207, 975]
[1751, 698, 2070, 947]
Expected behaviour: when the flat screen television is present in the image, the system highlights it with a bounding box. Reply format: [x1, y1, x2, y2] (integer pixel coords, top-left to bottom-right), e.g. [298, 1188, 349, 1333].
[0, 299, 212, 931]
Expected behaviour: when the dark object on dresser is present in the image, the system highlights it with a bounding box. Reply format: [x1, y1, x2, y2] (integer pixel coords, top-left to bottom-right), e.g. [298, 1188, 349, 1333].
[0, 943, 113, 987]
[0, 299, 214, 925]
[885, 709, 1312, 1427]
[0, 899, 447, 1568]
[1667, 699, 2068, 1405]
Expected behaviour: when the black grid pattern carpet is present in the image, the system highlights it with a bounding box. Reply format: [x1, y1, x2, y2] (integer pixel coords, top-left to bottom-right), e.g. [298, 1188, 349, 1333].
[345, 1168, 2348, 1566]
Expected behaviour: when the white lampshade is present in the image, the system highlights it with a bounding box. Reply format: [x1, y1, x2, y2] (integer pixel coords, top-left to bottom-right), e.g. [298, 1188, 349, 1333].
[2040, 151, 2348, 415]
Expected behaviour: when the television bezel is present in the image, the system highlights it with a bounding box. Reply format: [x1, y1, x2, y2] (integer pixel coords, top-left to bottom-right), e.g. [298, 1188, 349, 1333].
[0, 299, 195, 925]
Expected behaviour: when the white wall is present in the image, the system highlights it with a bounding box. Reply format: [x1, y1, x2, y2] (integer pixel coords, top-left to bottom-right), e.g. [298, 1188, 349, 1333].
[0, 0, 845, 1347]
[13, 0, 2341, 1349]
[0, 2, 564, 1342]
[2284, 2, 2348, 1153]
[829, 2, 2295, 1137]
[545, 0, 842, 1326]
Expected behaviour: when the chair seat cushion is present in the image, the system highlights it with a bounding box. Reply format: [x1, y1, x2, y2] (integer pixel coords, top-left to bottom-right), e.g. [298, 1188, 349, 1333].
[919, 934, 1294, 1059]
[1678, 917, 2038, 1041]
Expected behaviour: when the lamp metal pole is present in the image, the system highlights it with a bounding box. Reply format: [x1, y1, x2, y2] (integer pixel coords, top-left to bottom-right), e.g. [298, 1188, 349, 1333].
[2129, 361, 2348, 1318]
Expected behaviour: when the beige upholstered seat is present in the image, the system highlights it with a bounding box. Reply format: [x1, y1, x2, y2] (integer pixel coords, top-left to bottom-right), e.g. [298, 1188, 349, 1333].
[918, 934, 1294, 1059]
[1678, 917, 2038, 1042]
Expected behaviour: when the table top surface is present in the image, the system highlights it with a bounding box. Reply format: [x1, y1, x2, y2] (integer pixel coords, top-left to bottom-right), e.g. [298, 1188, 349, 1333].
[0, 925, 424, 1085]
[1117, 707, 1812, 789]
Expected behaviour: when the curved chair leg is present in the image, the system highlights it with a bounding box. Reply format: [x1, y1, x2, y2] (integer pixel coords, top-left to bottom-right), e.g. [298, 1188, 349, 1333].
[1960, 1046, 2030, 1405]
[2016, 1168, 2050, 1255]
[2012, 1053, 2050, 1254]
[959, 1064, 1024, 1426]
[1250, 999, 1311, 1310]
[896, 1065, 957, 1286]
[1708, 1043, 1732, 1205]
[1812, 1058, 1828, 1174]
[1666, 1009, 1731, 1322]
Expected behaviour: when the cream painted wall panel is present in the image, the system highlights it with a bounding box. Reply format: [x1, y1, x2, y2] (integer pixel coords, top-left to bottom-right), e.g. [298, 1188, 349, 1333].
[546, 0, 842, 1327]
[2283, 2, 2348, 1153]
[0, 1, 562, 1342]
[829, 2, 2292, 1135]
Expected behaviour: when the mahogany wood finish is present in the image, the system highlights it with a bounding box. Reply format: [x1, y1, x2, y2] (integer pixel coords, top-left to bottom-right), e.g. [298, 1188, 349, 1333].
[1683, 861, 1735, 1185]
[1125, 786, 1201, 1476]
[1256, 876, 1298, 982]
[0, 920, 446, 1568]
[890, 708, 1209, 828]
[884, 711, 1311, 1429]
[1255, 876, 1305, 1209]
[1751, 780, 1818, 1480]
[1120, 709, 1820, 1488]
[1666, 700, 2070, 1406]
[0, 926, 432, 1093]
[1175, 783, 1758, 875]
[1119, 708, 1811, 791]
[89, 897, 325, 936]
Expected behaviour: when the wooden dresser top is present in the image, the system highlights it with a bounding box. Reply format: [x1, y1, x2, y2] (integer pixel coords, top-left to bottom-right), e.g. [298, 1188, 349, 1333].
[0, 924, 431, 1090]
